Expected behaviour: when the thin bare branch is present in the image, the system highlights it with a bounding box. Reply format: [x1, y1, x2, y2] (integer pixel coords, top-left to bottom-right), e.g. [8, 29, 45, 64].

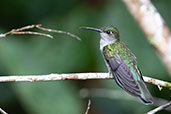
[146, 101, 171, 114]
[0, 24, 81, 40]
[36, 25, 81, 40]
[10, 31, 53, 38]
[122, 0, 171, 75]
[11, 24, 39, 32]
[0, 73, 170, 89]
[0, 108, 8, 114]
[0, 24, 50, 38]
[84, 100, 91, 114]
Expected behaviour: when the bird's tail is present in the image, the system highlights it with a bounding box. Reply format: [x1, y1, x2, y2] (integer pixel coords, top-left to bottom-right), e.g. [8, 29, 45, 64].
[138, 80, 153, 105]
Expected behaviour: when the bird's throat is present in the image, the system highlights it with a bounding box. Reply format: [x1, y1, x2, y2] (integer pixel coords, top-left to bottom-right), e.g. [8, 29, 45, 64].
[100, 38, 117, 51]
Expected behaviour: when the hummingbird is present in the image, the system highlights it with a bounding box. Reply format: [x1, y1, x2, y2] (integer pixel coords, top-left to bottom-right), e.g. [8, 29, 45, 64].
[80, 25, 153, 104]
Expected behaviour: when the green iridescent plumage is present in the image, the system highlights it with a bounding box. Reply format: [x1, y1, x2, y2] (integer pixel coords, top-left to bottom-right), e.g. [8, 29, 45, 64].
[80, 25, 153, 104]
[103, 41, 138, 75]
[103, 42, 134, 62]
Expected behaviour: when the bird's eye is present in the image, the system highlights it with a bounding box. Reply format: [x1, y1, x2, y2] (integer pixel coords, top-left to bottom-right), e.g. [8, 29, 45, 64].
[106, 31, 111, 34]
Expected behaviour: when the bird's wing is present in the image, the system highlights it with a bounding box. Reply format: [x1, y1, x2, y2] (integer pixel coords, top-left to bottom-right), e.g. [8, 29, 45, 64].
[103, 42, 153, 104]
[108, 54, 141, 97]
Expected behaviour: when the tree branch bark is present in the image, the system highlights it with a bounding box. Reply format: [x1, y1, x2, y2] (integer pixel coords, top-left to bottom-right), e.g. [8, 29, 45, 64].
[0, 108, 8, 114]
[84, 100, 91, 114]
[146, 101, 171, 114]
[0, 73, 170, 89]
[122, 0, 171, 75]
[0, 24, 81, 40]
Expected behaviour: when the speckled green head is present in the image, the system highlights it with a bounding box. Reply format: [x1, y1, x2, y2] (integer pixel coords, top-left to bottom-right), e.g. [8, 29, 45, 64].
[101, 25, 120, 39]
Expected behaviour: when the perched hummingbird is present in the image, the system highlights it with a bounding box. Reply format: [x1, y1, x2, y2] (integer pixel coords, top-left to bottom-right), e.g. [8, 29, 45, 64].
[80, 26, 153, 104]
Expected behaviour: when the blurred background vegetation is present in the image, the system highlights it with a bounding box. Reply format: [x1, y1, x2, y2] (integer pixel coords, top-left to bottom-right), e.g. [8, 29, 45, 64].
[0, 0, 171, 114]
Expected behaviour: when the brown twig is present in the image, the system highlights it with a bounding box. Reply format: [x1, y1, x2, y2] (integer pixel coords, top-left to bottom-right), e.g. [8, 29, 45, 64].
[0, 24, 81, 40]
[0, 24, 52, 38]
[122, 0, 171, 75]
[36, 25, 81, 40]
[84, 100, 91, 114]
[146, 101, 171, 114]
[0, 108, 8, 114]
[10, 31, 53, 38]
[0, 73, 170, 89]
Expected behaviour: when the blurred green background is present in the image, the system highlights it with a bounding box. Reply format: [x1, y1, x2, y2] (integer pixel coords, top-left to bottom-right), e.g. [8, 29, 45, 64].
[0, 0, 171, 114]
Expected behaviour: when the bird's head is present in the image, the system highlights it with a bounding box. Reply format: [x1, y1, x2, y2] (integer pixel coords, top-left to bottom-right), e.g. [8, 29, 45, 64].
[80, 25, 120, 41]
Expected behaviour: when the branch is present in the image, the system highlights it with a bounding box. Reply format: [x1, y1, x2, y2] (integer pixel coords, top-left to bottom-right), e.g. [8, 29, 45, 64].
[146, 101, 171, 114]
[84, 100, 91, 114]
[0, 73, 170, 89]
[0, 108, 8, 114]
[122, 0, 171, 75]
[0, 24, 81, 40]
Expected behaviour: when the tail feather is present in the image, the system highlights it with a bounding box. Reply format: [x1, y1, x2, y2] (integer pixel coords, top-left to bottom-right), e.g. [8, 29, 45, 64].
[140, 97, 153, 105]
[137, 80, 153, 105]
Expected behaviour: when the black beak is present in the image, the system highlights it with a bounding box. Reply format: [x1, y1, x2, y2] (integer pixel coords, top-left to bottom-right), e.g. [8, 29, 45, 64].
[80, 27, 102, 32]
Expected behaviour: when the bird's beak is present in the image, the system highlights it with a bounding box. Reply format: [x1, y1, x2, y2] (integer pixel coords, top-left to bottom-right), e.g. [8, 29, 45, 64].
[80, 27, 102, 32]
